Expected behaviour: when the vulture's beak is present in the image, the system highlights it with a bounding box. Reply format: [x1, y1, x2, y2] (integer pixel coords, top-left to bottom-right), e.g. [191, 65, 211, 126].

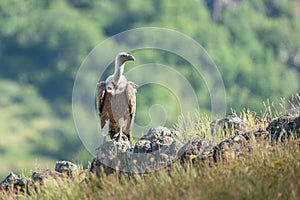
[127, 55, 135, 61]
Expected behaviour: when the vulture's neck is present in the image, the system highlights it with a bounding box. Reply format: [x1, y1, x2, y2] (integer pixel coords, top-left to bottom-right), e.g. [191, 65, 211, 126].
[113, 61, 124, 85]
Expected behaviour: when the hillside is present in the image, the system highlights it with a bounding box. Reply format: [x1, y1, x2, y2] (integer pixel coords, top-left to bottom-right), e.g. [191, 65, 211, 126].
[0, 0, 300, 182]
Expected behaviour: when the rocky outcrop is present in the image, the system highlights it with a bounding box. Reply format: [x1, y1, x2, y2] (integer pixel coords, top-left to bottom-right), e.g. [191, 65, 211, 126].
[90, 136, 131, 176]
[294, 115, 300, 135]
[213, 134, 250, 162]
[55, 160, 78, 177]
[266, 114, 299, 141]
[1, 114, 299, 194]
[0, 161, 78, 194]
[90, 126, 181, 175]
[178, 139, 215, 165]
[210, 115, 248, 136]
[90, 114, 300, 176]
[0, 172, 30, 193]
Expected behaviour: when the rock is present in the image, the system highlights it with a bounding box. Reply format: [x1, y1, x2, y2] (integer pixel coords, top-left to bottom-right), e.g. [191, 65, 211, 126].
[152, 135, 173, 151]
[293, 115, 300, 136]
[178, 139, 216, 164]
[213, 134, 249, 162]
[138, 126, 181, 155]
[266, 114, 297, 141]
[133, 139, 152, 153]
[32, 169, 64, 183]
[0, 172, 19, 191]
[251, 130, 270, 140]
[90, 135, 131, 176]
[243, 130, 270, 142]
[90, 126, 182, 175]
[129, 126, 181, 172]
[141, 126, 180, 141]
[55, 161, 78, 177]
[129, 127, 181, 173]
[0, 172, 31, 193]
[31, 161, 78, 186]
[13, 178, 31, 193]
[151, 152, 175, 169]
[210, 115, 248, 136]
[126, 151, 176, 174]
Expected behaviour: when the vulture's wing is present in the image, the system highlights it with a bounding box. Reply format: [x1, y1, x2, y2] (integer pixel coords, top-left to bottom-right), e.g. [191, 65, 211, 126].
[125, 82, 137, 133]
[96, 81, 106, 119]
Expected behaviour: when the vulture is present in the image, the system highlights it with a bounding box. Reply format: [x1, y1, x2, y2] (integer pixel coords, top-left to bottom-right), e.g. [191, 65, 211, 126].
[96, 52, 136, 141]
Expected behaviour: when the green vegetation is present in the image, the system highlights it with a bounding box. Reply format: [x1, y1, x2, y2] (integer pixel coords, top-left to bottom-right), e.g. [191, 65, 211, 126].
[0, 80, 89, 177]
[0, 0, 299, 181]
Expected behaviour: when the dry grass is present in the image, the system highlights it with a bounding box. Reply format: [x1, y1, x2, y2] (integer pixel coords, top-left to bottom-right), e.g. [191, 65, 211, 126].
[1, 105, 300, 200]
[2, 141, 299, 200]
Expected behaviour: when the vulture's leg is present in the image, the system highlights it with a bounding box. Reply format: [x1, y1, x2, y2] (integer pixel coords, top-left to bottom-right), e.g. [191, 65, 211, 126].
[102, 119, 110, 143]
[118, 118, 124, 141]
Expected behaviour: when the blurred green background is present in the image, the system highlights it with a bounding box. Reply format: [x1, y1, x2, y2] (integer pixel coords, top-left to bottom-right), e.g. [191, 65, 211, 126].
[0, 0, 299, 179]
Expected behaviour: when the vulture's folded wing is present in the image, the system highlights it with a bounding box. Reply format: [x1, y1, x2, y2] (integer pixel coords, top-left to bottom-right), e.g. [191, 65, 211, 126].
[96, 81, 106, 117]
[126, 82, 137, 128]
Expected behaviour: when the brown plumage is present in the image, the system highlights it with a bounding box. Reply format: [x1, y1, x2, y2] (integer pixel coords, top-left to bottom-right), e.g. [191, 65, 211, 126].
[96, 52, 136, 141]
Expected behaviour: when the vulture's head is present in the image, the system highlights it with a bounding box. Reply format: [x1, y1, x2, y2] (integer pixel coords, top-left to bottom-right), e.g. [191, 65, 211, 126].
[116, 52, 135, 66]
